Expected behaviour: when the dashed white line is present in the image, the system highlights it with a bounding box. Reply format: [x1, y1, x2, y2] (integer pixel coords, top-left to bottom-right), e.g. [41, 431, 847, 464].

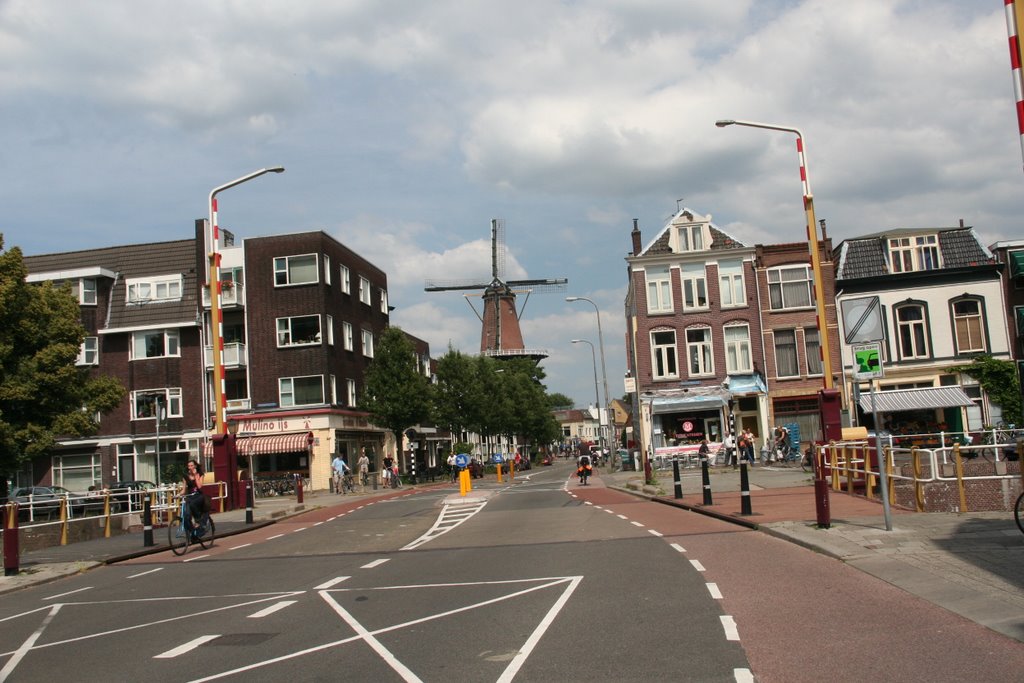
[604, 509, 614, 514]
[183, 554, 210, 563]
[314, 576, 351, 590]
[670, 543, 686, 553]
[229, 543, 252, 550]
[247, 601, 297, 619]
[706, 583, 723, 599]
[720, 615, 740, 641]
[648, 529, 663, 537]
[292, 527, 308, 533]
[689, 559, 705, 572]
[734, 668, 754, 682]
[127, 568, 163, 579]
[616, 514, 628, 519]
[313, 522, 324, 526]
[630, 521, 644, 527]
[43, 587, 92, 601]
[361, 558, 389, 569]
[267, 534, 284, 540]
[154, 635, 220, 658]
[584, 501, 593, 505]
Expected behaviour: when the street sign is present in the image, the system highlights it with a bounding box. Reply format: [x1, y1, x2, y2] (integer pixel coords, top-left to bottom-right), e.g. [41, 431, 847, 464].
[492, 453, 504, 463]
[852, 342, 883, 380]
[841, 296, 884, 344]
[454, 454, 470, 468]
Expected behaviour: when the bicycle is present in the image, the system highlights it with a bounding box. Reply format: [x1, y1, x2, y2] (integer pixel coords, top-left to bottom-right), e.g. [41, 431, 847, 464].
[168, 496, 215, 556]
[342, 472, 355, 494]
[1015, 491, 1024, 536]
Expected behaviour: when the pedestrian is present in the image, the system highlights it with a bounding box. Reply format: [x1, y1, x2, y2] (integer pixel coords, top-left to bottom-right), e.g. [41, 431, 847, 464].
[724, 432, 736, 469]
[382, 454, 394, 488]
[741, 429, 756, 466]
[447, 453, 457, 482]
[357, 448, 370, 491]
[331, 453, 350, 493]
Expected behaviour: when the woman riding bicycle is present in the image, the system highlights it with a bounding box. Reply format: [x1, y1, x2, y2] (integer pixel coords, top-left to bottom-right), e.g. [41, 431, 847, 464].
[181, 459, 210, 529]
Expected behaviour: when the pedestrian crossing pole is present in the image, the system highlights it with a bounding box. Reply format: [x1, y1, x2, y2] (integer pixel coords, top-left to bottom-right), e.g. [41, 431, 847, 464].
[672, 458, 683, 499]
[142, 497, 154, 547]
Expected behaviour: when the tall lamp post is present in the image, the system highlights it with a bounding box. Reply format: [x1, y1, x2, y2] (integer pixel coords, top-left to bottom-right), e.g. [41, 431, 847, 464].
[570, 339, 603, 457]
[566, 296, 612, 458]
[714, 120, 834, 390]
[208, 166, 284, 507]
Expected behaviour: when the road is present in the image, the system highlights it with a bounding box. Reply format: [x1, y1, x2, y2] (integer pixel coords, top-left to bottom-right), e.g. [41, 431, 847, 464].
[1, 462, 1022, 682]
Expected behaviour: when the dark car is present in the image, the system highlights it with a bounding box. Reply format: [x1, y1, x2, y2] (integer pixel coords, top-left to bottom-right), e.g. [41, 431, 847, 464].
[110, 480, 157, 512]
[468, 459, 484, 479]
[10, 486, 102, 521]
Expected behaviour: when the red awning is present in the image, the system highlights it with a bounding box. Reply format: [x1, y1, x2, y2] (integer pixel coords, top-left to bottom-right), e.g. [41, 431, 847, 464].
[203, 432, 314, 456]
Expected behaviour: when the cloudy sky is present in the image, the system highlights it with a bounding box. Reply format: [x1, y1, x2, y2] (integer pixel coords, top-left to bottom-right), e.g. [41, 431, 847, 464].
[2, 1, 1022, 408]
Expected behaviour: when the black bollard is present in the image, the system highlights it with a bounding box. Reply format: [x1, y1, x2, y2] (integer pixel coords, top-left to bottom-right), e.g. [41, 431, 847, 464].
[3, 503, 19, 576]
[245, 479, 254, 525]
[142, 497, 154, 547]
[739, 463, 752, 515]
[672, 458, 683, 499]
[701, 456, 713, 505]
[295, 474, 304, 504]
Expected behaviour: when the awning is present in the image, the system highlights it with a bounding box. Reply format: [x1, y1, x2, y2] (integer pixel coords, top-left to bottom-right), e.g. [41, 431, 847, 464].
[203, 431, 314, 456]
[649, 389, 729, 415]
[858, 387, 974, 414]
[726, 374, 768, 395]
[1010, 250, 1024, 279]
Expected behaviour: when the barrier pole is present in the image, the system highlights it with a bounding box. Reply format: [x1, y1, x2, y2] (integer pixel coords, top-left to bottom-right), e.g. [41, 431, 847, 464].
[296, 474, 304, 504]
[866, 447, 877, 500]
[3, 503, 19, 576]
[830, 443, 840, 491]
[740, 463, 753, 516]
[59, 498, 68, 546]
[701, 455, 713, 505]
[103, 493, 112, 538]
[245, 480, 254, 525]
[912, 446, 924, 512]
[885, 445, 896, 503]
[142, 497, 154, 547]
[953, 443, 968, 513]
[496, 464, 503, 483]
[672, 458, 683, 499]
[845, 444, 854, 494]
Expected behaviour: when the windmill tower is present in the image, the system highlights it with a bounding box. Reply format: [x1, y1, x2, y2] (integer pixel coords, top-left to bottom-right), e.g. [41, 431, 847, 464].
[425, 219, 567, 361]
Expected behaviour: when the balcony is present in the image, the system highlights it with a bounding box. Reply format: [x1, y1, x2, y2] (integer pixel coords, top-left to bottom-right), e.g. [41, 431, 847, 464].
[204, 342, 247, 368]
[202, 281, 246, 308]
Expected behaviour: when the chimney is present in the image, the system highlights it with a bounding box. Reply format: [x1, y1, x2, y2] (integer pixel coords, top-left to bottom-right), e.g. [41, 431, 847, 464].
[631, 218, 642, 256]
[819, 218, 827, 240]
[959, 218, 965, 228]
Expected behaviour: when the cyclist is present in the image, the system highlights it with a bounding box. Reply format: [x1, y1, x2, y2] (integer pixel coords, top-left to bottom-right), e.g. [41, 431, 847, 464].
[773, 425, 790, 463]
[181, 459, 210, 530]
[332, 454, 351, 494]
[577, 453, 592, 485]
[357, 448, 370, 491]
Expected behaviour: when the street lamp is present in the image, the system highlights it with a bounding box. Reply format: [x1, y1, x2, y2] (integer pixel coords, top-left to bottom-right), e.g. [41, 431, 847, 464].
[566, 296, 612, 457]
[714, 119, 834, 389]
[208, 167, 285, 436]
[570, 339, 602, 452]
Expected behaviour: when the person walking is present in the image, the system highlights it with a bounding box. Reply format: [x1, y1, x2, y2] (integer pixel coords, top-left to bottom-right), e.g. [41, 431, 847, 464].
[357, 448, 370, 492]
[331, 454, 351, 494]
[724, 432, 736, 469]
[741, 429, 756, 466]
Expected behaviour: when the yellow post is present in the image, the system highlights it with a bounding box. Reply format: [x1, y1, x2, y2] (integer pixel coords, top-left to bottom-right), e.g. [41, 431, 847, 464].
[496, 464, 503, 483]
[912, 446, 924, 512]
[103, 493, 111, 538]
[830, 442, 840, 491]
[59, 498, 68, 546]
[953, 443, 968, 513]
[885, 445, 895, 503]
[459, 469, 470, 496]
[865, 448, 876, 501]
[509, 460, 515, 480]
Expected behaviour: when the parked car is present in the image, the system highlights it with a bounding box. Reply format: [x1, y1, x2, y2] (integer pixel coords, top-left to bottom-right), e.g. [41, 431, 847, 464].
[10, 486, 104, 521]
[541, 454, 553, 466]
[110, 480, 157, 512]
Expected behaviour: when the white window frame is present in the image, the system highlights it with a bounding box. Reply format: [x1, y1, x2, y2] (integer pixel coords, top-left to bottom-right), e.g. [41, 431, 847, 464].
[340, 265, 351, 294]
[645, 267, 673, 314]
[724, 324, 752, 374]
[380, 289, 388, 314]
[359, 276, 371, 305]
[131, 388, 182, 421]
[895, 304, 929, 360]
[76, 278, 97, 306]
[362, 328, 374, 358]
[347, 378, 357, 407]
[51, 453, 102, 491]
[718, 260, 746, 308]
[952, 298, 985, 353]
[279, 375, 325, 407]
[274, 254, 319, 286]
[686, 327, 714, 377]
[324, 255, 332, 285]
[767, 266, 813, 310]
[330, 374, 337, 404]
[650, 330, 678, 380]
[326, 315, 334, 345]
[773, 330, 799, 378]
[680, 264, 708, 311]
[276, 314, 322, 347]
[77, 336, 99, 366]
[126, 275, 183, 305]
[343, 321, 354, 351]
[889, 235, 940, 273]
[131, 329, 180, 360]
[677, 224, 706, 252]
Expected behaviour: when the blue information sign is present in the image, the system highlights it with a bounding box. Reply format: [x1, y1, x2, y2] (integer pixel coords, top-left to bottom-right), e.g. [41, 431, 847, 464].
[454, 453, 470, 468]
[492, 453, 504, 464]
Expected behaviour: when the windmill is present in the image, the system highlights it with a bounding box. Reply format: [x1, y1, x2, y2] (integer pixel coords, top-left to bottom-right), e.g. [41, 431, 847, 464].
[425, 219, 567, 361]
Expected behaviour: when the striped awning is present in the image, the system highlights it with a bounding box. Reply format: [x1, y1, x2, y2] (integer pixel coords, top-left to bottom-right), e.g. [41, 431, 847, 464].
[858, 387, 974, 414]
[203, 432, 314, 456]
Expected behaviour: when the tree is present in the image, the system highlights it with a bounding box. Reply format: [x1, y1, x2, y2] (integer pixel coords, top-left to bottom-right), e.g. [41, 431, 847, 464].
[546, 392, 574, 410]
[359, 326, 432, 459]
[432, 346, 483, 442]
[0, 237, 125, 496]
[947, 356, 1022, 425]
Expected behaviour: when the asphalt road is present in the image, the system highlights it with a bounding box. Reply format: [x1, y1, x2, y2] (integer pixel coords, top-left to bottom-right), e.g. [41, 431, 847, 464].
[0, 464, 751, 682]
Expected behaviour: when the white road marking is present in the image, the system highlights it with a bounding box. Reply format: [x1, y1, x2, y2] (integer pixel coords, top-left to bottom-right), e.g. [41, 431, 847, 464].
[706, 583, 723, 599]
[401, 501, 487, 551]
[127, 568, 163, 579]
[670, 543, 686, 553]
[720, 615, 740, 641]
[361, 558, 390, 569]
[630, 521, 644, 527]
[648, 529, 663, 537]
[314, 576, 351, 590]
[604, 509, 614, 514]
[734, 668, 754, 682]
[266, 534, 284, 540]
[292, 527, 307, 533]
[43, 587, 92, 601]
[155, 635, 220, 659]
[247, 601, 297, 619]
[183, 555, 210, 563]
[313, 522, 324, 526]
[0, 604, 60, 681]
[584, 501, 593, 505]
[689, 559, 705, 571]
[616, 514, 628, 519]
[229, 543, 252, 550]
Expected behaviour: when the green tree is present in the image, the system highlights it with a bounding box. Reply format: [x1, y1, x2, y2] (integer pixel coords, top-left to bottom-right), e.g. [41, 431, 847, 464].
[546, 392, 574, 409]
[947, 356, 1022, 425]
[359, 326, 432, 459]
[432, 346, 483, 442]
[0, 237, 125, 496]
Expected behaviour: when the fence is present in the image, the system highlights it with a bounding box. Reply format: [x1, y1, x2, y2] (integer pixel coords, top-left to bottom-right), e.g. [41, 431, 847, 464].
[817, 438, 1023, 513]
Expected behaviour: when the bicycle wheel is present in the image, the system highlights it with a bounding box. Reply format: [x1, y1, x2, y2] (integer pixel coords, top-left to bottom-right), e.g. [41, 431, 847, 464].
[801, 451, 815, 474]
[168, 515, 189, 556]
[196, 515, 216, 550]
[1014, 491, 1024, 535]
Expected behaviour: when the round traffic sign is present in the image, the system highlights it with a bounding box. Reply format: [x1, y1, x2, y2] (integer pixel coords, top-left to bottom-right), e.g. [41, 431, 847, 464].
[454, 453, 470, 468]
[492, 453, 504, 463]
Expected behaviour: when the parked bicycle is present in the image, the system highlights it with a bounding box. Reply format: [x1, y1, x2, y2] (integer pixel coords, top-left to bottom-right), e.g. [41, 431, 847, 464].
[168, 497, 215, 556]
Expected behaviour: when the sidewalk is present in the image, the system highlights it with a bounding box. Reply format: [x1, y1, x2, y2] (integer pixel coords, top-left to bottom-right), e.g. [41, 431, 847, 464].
[601, 464, 1024, 643]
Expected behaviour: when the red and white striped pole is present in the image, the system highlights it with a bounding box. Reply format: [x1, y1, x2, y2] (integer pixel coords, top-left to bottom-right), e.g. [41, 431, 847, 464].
[1006, 0, 1024, 171]
[209, 196, 228, 435]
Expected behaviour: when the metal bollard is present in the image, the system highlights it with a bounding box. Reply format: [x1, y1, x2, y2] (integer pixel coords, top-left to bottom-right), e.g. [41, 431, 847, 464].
[245, 479, 254, 525]
[295, 474, 304, 504]
[672, 458, 682, 499]
[701, 456, 713, 505]
[142, 498, 154, 547]
[739, 463, 752, 516]
[3, 503, 19, 576]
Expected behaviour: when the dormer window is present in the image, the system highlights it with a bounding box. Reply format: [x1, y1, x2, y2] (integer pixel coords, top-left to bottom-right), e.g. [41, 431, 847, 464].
[889, 235, 940, 273]
[126, 275, 182, 304]
[676, 223, 707, 252]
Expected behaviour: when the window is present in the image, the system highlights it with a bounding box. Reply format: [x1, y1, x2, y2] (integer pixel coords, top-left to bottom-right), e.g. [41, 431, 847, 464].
[895, 304, 929, 359]
[340, 265, 351, 294]
[279, 376, 325, 407]
[651, 330, 678, 380]
[51, 453, 101, 491]
[718, 260, 746, 307]
[324, 255, 331, 285]
[362, 329, 374, 357]
[804, 328, 823, 375]
[686, 327, 714, 376]
[768, 266, 812, 310]
[126, 275, 182, 304]
[774, 330, 799, 378]
[724, 325, 751, 373]
[132, 388, 182, 420]
[72, 278, 97, 305]
[343, 321, 354, 351]
[131, 330, 180, 359]
[677, 224, 705, 252]
[276, 315, 322, 347]
[77, 337, 99, 366]
[359, 276, 371, 305]
[645, 266, 673, 314]
[380, 289, 389, 313]
[952, 299, 985, 353]
[680, 263, 708, 310]
[326, 315, 334, 345]
[347, 379, 357, 407]
[274, 254, 318, 286]
[330, 375, 337, 404]
[889, 235, 940, 273]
